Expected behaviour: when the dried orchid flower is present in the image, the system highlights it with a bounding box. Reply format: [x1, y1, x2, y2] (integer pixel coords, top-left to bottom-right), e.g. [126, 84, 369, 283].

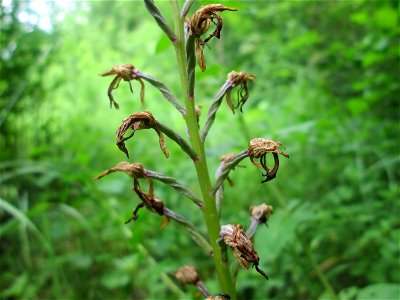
[175, 264, 211, 297]
[116, 111, 169, 159]
[248, 138, 289, 183]
[188, 4, 237, 71]
[226, 71, 256, 114]
[219, 224, 268, 280]
[125, 179, 165, 223]
[100, 64, 145, 109]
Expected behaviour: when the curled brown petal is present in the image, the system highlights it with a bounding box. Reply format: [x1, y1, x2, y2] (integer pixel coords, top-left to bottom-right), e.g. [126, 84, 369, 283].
[226, 71, 256, 114]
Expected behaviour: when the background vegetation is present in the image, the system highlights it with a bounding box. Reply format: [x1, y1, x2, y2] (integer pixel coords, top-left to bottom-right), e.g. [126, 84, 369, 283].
[1, 0, 399, 299]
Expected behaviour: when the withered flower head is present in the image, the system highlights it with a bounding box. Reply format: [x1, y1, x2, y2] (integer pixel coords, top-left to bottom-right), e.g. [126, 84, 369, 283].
[99, 63, 145, 109]
[125, 180, 165, 223]
[175, 264, 200, 285]
[226, 71, 256, 114]
[188, 4, 237, 71]
[116, 111, 169, 159]
[248, 138, 289, 183]
[220, 224, 268, 280]
[250, 204, 273, 224]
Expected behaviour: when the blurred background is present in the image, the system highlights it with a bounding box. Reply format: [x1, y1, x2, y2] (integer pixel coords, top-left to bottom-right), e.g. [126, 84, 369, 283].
[1, 0, 399, 299]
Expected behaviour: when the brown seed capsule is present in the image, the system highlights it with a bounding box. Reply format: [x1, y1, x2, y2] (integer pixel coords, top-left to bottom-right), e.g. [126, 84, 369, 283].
[116, 111, 169, 159]
[226, 71, 256, 114]
[175, 264, 200, 285]
[100, 63, 145, 108]
[220, 224, 268, 279]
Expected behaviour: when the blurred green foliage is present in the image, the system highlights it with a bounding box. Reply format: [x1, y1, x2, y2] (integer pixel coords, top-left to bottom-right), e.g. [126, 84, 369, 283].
[1, 0, 399, 299]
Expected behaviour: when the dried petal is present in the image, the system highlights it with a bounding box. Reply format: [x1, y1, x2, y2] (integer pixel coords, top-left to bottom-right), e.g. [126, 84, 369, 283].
[94, 162, 146, 180]
[175, 264, 200, 285]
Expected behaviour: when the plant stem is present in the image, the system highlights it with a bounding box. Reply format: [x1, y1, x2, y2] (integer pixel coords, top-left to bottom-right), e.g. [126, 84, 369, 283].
[170, 1, 237, 298]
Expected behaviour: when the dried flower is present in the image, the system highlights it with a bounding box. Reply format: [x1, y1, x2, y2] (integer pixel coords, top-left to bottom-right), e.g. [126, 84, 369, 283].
[94, 161, 154, 195]
[125, 179, 165, 223]
[250, 204, 273, 224]
[100, 64, 145, 109]
[220, 224, 268, 280]
[175, 264, 200, 285]
[226, 71, 256, 114]
[248, 138, 289, 183]
[116, 111, 169, 159]
[175, 264, 211, 297]
[188, 4, 237, 71]
[246, 204, 274, 238]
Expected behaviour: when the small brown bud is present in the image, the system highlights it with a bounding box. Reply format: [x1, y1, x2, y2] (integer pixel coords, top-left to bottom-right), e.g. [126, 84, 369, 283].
[220, 224, 268, 280]
[100, 64, 145, 108]
[205, 294, 230, 300]
[250, 204, 273, 223]
[116, 111, 169, 159]
[226, 71, 256, 114]
[175, 264, 200, 285]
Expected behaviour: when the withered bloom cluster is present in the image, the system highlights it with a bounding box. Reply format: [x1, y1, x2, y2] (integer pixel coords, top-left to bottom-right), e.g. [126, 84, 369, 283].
[248, 138, 289, 183]
[225, 71, 256, 114]
[220, 224, 269, 280]
[116, 111, 168, 159]
[188, 4, 237, 71]
[100, 64, 145, 109]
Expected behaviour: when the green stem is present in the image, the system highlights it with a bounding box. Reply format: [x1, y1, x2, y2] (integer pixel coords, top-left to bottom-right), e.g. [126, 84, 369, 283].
[170, 1, 237, 299]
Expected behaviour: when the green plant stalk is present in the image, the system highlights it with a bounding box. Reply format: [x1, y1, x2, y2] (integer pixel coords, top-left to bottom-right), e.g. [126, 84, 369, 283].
[170, 1, 237, 298]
